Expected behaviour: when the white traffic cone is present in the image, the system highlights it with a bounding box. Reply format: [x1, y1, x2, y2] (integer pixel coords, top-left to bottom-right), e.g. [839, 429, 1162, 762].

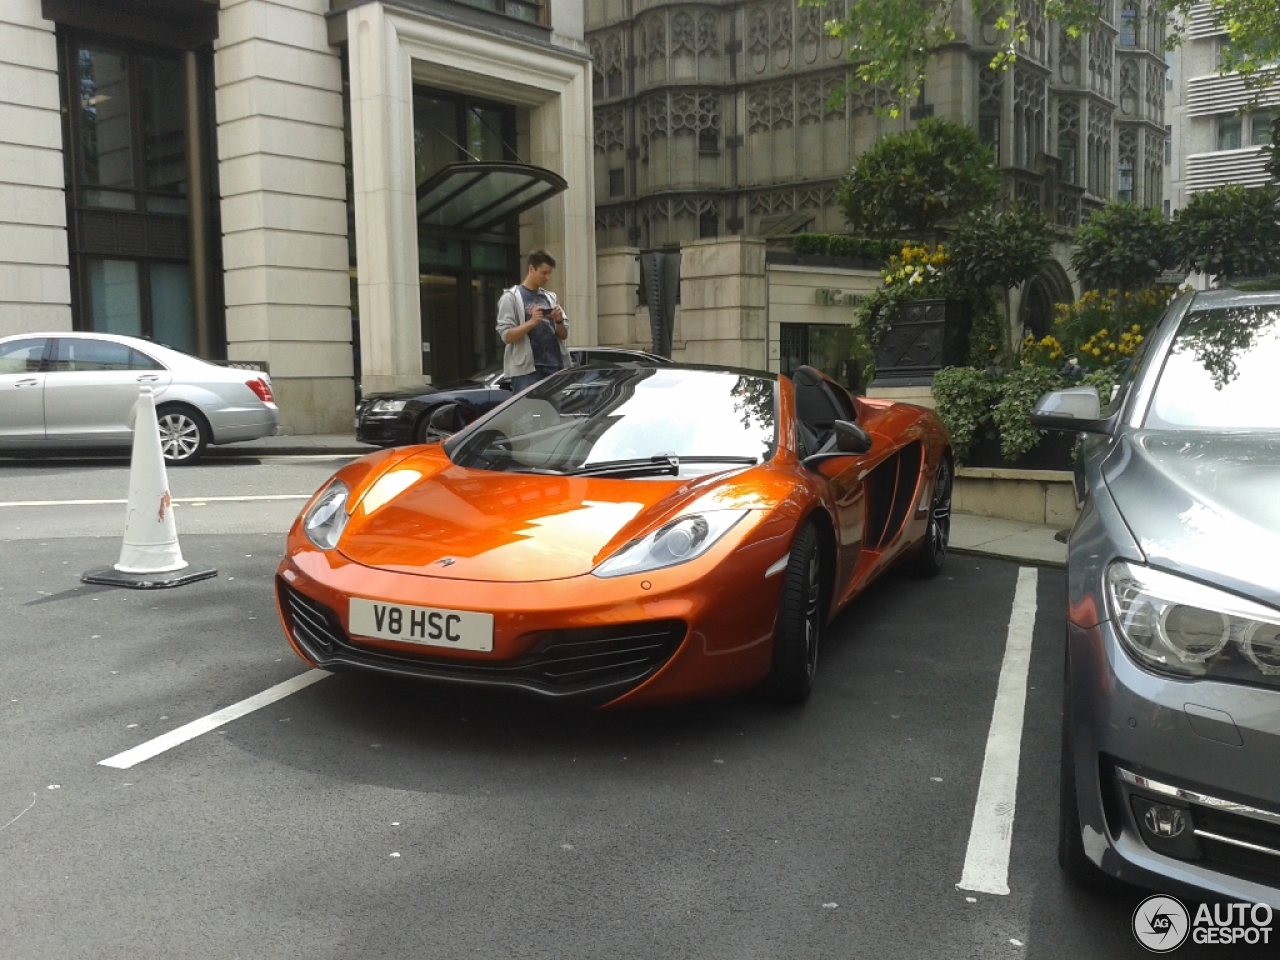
[82, 386, 216, 589]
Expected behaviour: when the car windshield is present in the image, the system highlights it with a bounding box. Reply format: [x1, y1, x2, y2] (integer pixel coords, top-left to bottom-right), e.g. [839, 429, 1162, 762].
[1146, 304, 1280, 431]
[445, 366, 777, 475]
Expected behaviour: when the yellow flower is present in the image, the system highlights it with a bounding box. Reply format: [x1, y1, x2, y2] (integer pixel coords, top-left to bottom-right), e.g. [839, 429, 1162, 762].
[1131, 324, 1141, 333]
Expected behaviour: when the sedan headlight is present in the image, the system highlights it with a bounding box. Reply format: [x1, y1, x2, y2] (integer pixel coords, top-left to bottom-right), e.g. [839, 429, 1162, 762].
[1107, 560, 1280, 686]
[367, 399, 408, 415]
[303, 480, 350, 550]
[593, 511, 747, 578]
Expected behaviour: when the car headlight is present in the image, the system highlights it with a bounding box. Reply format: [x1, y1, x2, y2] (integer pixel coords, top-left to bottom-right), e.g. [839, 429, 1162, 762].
[593, 511, 747, 578]
[1107, 560, 1280, 686]
[367, 399, 408, 415]
[302, 480, 350, 550]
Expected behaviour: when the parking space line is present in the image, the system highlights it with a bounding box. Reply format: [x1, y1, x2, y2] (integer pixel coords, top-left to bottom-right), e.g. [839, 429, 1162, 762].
[98, 670, 330, 770]
[0, 495, 311, 507]
[958, 566, 1039, 897]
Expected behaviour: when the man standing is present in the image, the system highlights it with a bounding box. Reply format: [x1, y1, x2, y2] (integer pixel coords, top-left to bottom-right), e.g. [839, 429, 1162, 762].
[496, 250, 571, 392]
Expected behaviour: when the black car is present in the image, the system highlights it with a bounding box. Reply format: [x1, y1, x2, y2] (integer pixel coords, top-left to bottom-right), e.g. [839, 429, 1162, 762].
[355, 347, 671, 447]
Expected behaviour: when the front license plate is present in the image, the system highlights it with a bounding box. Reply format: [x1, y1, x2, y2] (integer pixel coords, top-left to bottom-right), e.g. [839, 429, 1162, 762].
[348, 598, 493, 652]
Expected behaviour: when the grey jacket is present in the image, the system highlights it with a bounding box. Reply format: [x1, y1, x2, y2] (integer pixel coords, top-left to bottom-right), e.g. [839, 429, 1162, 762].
[495, 284, 572, 377]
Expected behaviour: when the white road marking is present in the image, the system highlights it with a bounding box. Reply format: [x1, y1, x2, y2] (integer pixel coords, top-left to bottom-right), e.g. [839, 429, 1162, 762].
[958, 565, 1039, 896]
[0, 494, 311, 507]
[98, 670, 330, 769]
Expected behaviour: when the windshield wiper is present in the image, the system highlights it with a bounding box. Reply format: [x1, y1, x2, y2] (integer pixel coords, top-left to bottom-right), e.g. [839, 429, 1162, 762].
[565, 455, 757, 478]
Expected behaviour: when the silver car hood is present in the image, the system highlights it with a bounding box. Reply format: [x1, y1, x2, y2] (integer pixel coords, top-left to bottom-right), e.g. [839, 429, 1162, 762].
[1105, 432, 1280, 609]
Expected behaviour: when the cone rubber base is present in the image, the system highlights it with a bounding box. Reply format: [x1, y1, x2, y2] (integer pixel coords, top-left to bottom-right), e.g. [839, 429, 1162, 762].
[82, 564, 218, 590]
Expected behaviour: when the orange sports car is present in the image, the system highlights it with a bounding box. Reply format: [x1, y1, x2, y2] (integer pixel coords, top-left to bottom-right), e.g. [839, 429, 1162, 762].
[275, 364, 952, 707]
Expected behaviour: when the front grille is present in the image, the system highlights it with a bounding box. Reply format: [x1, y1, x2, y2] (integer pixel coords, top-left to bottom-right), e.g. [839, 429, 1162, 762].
[276, 578, 685, 701]
[280, 581, 345, 653]
[1117, 766, 1280, 885]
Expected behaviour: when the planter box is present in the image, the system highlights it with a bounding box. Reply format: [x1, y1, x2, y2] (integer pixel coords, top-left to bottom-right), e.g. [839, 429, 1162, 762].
[964, 430, 1078, 472]
[870, 299, 972, 387]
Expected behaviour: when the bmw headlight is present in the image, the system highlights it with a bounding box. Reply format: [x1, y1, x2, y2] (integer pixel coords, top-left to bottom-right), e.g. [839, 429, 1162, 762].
[593, 511, 747, 578]
[368, 399, 408, 415]
[303, 480, 350, 550]
[1107, 561, 1280, 686]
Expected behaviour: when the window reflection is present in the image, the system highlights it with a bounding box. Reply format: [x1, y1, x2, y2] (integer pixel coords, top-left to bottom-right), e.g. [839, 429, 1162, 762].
[1148, 306, 1280, 430]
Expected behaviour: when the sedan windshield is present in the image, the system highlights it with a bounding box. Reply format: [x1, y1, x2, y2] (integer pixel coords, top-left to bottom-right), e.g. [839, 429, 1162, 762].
[1146, 304, 1280, 431]
[446, 367, 777, 475]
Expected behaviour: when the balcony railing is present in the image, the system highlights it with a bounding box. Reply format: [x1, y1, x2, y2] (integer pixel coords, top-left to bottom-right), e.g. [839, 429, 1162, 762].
[1187, 69, 1280, 117]
[1185, 146, 1274, 192]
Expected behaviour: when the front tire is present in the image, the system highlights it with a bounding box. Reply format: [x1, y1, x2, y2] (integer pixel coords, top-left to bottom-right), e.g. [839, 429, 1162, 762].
[156, 404, 209, 465]
[904, 455, 952, 578]
[761, 523, 823, 704]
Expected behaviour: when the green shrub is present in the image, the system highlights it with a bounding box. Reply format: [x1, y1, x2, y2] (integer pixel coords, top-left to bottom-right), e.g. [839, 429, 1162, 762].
[992, 366, 1068, 461]
[930, 367, 1001, 464]
[790, 234, 902, 260]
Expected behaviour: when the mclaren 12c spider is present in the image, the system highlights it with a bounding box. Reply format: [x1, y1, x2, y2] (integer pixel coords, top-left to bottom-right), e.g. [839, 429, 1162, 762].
[275, 363, 952, 707]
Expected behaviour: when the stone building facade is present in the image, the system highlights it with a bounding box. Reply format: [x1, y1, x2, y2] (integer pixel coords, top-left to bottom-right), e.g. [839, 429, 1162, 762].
[586, 0, 1169, 369]
[1, 0, 595, 434]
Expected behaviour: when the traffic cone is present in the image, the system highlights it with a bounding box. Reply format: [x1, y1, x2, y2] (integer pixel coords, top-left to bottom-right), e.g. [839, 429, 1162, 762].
[82, 387, 217, 589]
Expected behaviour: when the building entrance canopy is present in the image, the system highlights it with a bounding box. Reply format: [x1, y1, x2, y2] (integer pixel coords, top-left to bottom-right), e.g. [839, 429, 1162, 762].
[416, 161, 568, 234]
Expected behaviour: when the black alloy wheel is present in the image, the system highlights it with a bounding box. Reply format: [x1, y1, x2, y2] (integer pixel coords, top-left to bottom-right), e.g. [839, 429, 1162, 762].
[905, 455, 952, 577]
[762, 523, 823, 704]
[156, 404, 209, 465]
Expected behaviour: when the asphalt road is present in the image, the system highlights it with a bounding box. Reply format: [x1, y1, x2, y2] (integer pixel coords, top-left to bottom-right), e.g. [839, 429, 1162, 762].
[0, 455, 1271, 960]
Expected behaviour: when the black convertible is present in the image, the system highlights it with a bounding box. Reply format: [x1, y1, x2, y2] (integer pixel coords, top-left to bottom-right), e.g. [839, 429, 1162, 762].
[355, 347, 670, 447]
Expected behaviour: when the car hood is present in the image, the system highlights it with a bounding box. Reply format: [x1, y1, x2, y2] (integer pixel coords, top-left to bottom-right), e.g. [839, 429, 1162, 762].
[362, 380, 486, 403]
[1105, 431, 1280, 608]
[336, 449, 766, 582]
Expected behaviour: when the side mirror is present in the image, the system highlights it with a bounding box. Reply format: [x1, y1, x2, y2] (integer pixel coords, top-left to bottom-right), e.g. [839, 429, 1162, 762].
[1029, 386, 1108, 433]
[834, 419, 873, 454]
[424, 402, 462, 440]
[803, 419, 873, 467]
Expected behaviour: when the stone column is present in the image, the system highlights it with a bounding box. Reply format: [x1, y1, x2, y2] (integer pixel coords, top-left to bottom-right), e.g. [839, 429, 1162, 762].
[674, 236, 767, 369]
[346, 2, 421, 395]
[215, 0, 352, 433]
[596, 247, 639, 348]
[0, 1, 71, 337]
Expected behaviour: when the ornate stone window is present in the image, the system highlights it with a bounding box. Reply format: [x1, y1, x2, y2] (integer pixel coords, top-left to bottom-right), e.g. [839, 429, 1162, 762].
[670, 92, 721, 153]
[1013, 67, 1047, 168]
[1119, 2, 1138, 47]
[638, 13, 666, 65]
[1087, 104, 1113, 196]
[1088, 31, 1113, 97]
[979, 66, 1004, 160]
[593, 107, 625, 155]
[1017, 0, 1048, 64]
[1118, 60, 1139, 115]
[1117, 127, 1138, 201]
[1058, 98, 1081, 184]
[1059, 31, 1081, 86]
[747, 83, 795, 133]
[1145, 62, 1165, 121]
[747, 1, 794, 74]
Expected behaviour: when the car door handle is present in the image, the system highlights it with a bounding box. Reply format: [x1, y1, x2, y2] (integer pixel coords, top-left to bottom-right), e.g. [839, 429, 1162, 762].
[136, 374, 161, 382]
[16, 378, 39, 387]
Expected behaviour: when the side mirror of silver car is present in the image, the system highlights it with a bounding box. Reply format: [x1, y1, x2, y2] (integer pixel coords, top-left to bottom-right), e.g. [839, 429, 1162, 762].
[1030, 386, 1109, 433]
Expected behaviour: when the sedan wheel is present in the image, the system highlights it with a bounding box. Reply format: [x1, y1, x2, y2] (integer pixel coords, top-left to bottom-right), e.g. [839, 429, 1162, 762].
[157, 405, 209, 465]
[761, 523, 823, 704]
[905, 456, 952, 578]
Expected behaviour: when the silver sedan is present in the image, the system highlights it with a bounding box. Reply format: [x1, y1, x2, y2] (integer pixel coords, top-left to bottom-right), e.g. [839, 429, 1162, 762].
[0, 331, 279, 465]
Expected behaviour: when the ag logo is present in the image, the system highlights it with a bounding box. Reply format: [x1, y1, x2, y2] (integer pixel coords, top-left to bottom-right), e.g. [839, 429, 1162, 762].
[1133, 895, 1190, 953]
